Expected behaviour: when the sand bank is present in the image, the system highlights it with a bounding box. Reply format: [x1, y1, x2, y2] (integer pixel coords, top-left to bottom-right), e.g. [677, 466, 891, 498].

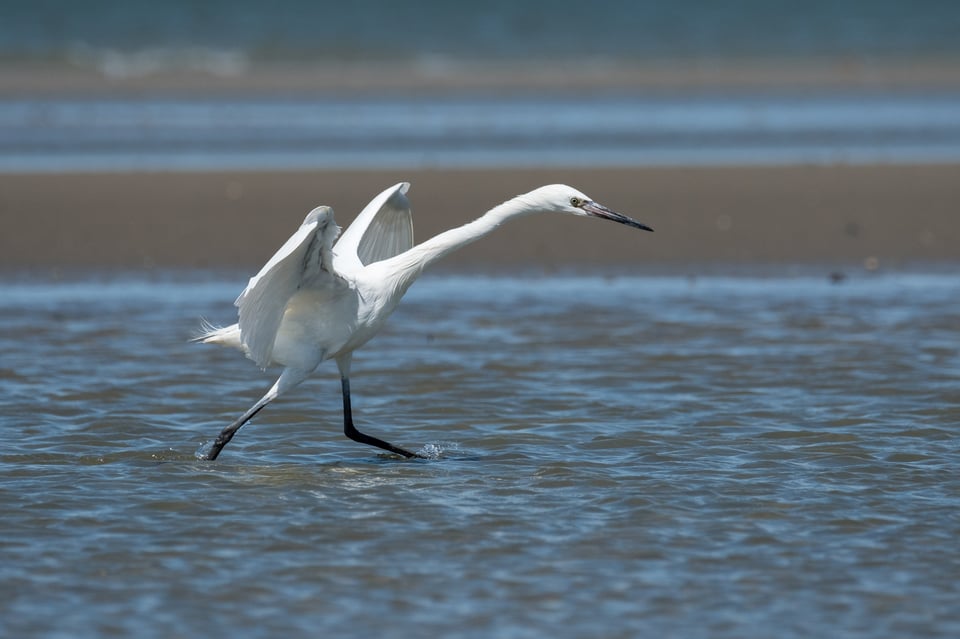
[1, 165, 957, 273]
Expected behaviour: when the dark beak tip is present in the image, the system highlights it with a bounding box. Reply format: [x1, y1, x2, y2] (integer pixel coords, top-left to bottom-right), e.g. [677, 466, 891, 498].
[583, 201, 653, 233]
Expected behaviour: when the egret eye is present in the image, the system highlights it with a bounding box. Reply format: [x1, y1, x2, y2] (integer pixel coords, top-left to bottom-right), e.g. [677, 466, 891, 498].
[570, 197, 583, 207]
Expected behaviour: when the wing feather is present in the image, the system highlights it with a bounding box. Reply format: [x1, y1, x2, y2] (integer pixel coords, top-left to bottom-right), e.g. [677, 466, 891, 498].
[332, 182, 414, 274]
[234, 206, 342, 368]
[234, 216, 326, 368]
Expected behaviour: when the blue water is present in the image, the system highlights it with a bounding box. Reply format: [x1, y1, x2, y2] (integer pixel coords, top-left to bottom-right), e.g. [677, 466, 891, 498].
[4, 92, 960, 171]
[5, 2, 960, 171]
[5, 0, 960, 62]
[1, 271, 959, 637]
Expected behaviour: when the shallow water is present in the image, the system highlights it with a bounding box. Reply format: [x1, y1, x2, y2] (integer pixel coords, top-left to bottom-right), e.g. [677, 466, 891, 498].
[5, 93, 960, 172]
[1, 271, 958, 638]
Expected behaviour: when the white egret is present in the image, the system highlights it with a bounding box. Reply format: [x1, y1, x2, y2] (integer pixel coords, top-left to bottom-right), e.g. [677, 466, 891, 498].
[195, 183, 652, 460]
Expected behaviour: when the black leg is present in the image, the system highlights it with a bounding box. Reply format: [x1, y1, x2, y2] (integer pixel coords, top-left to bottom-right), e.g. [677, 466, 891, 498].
[341, 376, 421, 459]
[202, 399, 270, 461]
[202, 367, 309, 461]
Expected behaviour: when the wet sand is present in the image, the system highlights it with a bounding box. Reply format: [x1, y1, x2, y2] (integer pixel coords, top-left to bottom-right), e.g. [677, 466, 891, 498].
[1, 165, 957, 273]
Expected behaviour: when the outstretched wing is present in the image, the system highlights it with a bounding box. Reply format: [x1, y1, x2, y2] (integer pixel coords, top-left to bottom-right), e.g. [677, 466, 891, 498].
[235, 208, 339, 368]
[332, 182, 414, 275]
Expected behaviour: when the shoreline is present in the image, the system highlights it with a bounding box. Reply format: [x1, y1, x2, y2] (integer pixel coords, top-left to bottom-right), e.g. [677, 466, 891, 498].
[1, 165, 957, 273]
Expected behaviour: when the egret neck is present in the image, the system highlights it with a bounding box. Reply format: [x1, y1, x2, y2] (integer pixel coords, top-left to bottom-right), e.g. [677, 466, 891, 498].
[374, 197, 536, 294]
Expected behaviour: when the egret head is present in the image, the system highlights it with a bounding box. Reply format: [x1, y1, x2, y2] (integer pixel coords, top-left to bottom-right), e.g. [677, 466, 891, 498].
[522, 184, 653, 232]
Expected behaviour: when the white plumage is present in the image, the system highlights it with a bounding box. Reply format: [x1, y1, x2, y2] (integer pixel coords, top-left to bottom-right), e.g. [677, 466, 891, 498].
[196, 182, 652, 460]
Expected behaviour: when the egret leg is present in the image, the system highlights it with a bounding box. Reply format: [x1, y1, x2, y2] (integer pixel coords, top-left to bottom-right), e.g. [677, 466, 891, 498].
[341, 376, 421, 459]
[202, 367, 309, 461]
[202, 396, 272, 461]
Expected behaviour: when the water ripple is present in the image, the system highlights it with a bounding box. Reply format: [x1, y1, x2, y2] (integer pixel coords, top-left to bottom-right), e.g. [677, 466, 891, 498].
[0, 272, 958, 638]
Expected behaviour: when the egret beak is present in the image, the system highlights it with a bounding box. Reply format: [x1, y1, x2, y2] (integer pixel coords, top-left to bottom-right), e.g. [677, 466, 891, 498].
[581, 201, 653, 232]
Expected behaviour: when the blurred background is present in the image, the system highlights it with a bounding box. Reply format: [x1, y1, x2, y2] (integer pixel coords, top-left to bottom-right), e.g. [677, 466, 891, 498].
[0, 0, 960, 269]
[1, 0, 959, 271]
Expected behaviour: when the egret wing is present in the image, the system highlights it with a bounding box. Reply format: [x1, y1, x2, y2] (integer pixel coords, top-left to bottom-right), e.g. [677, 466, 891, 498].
[235, 219, 321, 368]
[332, 182, 414, 273]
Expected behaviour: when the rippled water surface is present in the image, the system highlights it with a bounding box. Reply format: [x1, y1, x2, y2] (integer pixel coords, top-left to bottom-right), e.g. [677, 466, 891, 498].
[2, 272, 958, 638]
